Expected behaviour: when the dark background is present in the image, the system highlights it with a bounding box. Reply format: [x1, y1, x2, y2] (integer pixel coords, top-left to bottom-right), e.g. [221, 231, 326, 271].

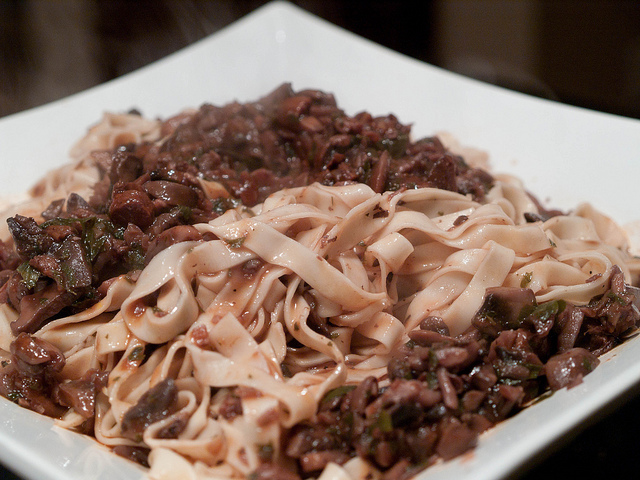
[2, 0, 640, 120]
[1, 1, 640, 479]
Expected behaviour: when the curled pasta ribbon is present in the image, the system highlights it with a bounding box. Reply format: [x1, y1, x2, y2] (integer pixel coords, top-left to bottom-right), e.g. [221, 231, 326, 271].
[122, 242, 202, 344]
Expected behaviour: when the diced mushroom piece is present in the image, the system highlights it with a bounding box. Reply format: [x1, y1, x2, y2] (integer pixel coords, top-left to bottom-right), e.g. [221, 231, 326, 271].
[545, 348, 599, 391]
[121, 378, 179, 440]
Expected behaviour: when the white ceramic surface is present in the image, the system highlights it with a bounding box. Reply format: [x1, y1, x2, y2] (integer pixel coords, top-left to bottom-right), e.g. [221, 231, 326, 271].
[0, 2, 639, 479]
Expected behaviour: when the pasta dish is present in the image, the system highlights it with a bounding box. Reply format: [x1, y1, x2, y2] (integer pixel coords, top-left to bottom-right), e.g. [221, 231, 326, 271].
[0, 84, 638, 480]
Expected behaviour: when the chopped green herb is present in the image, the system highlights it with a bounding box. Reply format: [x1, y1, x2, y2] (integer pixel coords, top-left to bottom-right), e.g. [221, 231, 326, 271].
[176, 205, 193, 222]
[17, 262, 40, 290]
[43, 216, 123, 263]
[223, 236, 246, 249]
[376, 133, 409, 158]
[520, 271, 533, 288]
[128, 346, 145, 362]
[7, 391, 22, 402]
[425, 371, 439, 389]
[427, 348, 438, 370]
[211, 197, 241, 215]
[607, 292, 628, 305]
[321, 385, 356, 404]
[375, 409, 394, 433]
[583, 357, 595, 372]
[125, 246, 146, 270]
[528, 299, 566, 323]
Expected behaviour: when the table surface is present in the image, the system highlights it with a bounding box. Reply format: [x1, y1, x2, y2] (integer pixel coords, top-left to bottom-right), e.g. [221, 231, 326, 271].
[1, 2, 639, 479]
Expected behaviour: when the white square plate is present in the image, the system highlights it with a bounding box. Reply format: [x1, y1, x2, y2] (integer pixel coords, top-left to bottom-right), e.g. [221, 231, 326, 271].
[0, 2, 639, 480]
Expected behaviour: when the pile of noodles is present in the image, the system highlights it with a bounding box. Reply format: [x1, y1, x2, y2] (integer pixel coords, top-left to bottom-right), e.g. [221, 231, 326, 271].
[1, 112, 639, 480]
